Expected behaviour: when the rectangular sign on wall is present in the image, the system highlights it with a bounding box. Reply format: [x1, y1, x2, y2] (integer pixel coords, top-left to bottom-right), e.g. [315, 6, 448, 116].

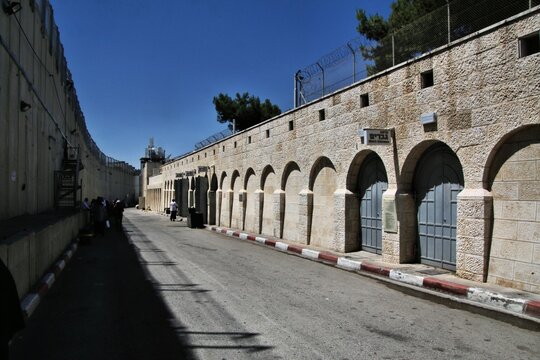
[360, 129, 392, 145]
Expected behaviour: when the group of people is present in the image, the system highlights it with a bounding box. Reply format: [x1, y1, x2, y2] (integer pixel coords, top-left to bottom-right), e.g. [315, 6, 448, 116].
[82, 197, 125, 235]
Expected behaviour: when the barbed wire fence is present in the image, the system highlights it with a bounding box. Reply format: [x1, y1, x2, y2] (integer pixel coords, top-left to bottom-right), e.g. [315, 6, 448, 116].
[295, 0, 539, 107]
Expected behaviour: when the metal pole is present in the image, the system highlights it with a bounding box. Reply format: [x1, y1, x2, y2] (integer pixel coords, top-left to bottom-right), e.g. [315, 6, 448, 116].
[316, 62, 324, 97]
[447, 0, 451, 43]
[294, 71, 298, 108]
[392, 35, 395, 66]
[347, 43, 356, 82]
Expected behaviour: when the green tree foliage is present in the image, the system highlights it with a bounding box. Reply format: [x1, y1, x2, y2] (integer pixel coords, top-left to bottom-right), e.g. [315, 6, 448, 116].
[356, 0, 447, 74]
[213, 92, 281, 131]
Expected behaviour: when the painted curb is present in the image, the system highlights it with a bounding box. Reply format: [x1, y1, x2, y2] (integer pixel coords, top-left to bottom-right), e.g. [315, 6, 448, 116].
[207, 226, 540, 320]
[20, 240, 79, 319]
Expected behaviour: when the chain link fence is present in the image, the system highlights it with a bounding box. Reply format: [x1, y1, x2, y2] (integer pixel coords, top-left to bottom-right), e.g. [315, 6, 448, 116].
[295, 0, 539, 107]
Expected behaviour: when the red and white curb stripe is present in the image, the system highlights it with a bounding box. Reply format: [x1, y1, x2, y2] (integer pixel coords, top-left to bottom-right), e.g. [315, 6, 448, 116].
[20, 241, 79, 319]
[208, 226, 540, 320]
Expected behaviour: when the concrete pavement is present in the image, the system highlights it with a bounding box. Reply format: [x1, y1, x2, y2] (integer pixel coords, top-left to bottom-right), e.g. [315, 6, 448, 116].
[11, 224, 196, 360]
[12, 209, 540, 357]
[204, 224, 540, 326]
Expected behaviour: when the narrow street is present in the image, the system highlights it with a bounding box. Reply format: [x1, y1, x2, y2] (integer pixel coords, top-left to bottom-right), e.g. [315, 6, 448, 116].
[12, 209, 540, 360]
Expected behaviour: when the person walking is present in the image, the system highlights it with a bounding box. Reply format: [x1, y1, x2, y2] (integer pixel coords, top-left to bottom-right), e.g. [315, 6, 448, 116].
[169, 199, 178, 221]
[113, 199, 124, 230]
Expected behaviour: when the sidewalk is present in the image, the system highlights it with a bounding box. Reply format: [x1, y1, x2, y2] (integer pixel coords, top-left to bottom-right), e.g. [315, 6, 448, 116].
[204, 224, 540, 326]
[12, 224, 195, 360]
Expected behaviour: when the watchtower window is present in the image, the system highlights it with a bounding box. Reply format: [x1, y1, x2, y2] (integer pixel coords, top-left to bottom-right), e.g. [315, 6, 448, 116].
[360, 93, 370, 108]
[421, 70, 434, 88]
[519, 32, 540, 58]
[319, 109, 326, 121]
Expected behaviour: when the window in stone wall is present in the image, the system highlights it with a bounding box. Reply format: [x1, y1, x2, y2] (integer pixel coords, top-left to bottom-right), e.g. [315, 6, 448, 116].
[421, 70, 434, 88]
[198, 155, 200, 160]
[234, 141, 237, 148]
[360, 93, 370, 108]
[266, 129, 270, 138]
[289, 120, 294, 131]
[223, 145, 225, 152]
[248, 136, 252, 144]
[519, 31, 540, 58]
[319, 109, 326, 121]
[213, 149, 216, 155]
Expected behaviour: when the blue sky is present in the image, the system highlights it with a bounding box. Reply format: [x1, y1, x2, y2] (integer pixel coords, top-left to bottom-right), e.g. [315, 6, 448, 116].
[50, 0, 393, 168]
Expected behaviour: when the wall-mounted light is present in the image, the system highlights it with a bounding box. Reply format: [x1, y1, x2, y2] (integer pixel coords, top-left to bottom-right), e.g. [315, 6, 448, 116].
[3, 1, 22, 15]
[20, 101, 32, 112]
[420, 112, 437, 125]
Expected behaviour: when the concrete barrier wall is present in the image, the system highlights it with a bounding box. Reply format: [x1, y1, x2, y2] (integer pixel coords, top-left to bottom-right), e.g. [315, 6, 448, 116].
[0, 212, 84, 299]
[0, 1, 138, 222]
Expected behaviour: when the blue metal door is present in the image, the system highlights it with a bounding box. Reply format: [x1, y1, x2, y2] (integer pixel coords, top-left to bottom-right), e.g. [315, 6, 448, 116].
[359, 154, 388, 254]
[414, 145, 463, 270]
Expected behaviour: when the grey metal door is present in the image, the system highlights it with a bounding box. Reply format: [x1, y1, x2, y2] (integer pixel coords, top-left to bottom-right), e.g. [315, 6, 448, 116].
[359, 154, 388, 254]
[196, 176, 209, 224]
[414, 146, 463, 270]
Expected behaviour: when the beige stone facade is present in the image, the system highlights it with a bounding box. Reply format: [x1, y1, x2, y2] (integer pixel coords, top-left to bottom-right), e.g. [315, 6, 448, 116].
[144, 9, 540, 292]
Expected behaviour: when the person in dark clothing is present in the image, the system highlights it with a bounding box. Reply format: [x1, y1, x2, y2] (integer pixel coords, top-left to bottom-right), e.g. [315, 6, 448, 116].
[1, 258, 25, 359]
[92, 196, 107, 236]
[113, 200, 125, 230]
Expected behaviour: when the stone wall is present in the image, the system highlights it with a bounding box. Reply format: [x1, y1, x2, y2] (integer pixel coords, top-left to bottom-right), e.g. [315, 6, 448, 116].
[146, 9, 540, 291]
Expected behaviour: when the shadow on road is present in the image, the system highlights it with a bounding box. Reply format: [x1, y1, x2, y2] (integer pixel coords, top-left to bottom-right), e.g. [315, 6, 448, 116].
[10, 228, 197, 360]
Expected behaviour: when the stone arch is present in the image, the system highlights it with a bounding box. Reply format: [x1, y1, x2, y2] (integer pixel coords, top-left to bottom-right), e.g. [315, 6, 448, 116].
[219, 171, 228, 190]
[346, 151, 375, 192]
[260, 165, 275, 190]
[210, 173, 218, 191]
[282, 161, 303, 241]
[176, 178, 189, 217]
[195, 175, 209, 224]
[281, 161, 301, 191]
[309, 157, 337, 248]
[400, 140, 441, 192]
[309, 156, 336, 191]
[208, 173, 218, 225]
[485, 124, 540, 293]
[261, 165, 277, 236]
[219, 172, 229, 227]
[244, 168, 257, 233]
[413, 142, 464, 270]
[346, 151, 389, 253]
[231, 170, 242, 228]
[244, 168, 256, 190]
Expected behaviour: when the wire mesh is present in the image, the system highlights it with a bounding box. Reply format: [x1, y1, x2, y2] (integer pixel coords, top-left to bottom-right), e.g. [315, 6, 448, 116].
[194, 128, 233, 150]
[295, 0, 537, 106]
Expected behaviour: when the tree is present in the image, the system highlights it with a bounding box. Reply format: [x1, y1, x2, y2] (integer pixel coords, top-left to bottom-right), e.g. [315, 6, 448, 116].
[213, 92, 281, 131]
[356, 0, 447, 74]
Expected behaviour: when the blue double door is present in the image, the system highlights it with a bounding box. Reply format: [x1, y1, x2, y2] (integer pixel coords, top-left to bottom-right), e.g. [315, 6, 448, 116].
[414, 145, 463, 270]
[358, 154, 388, 254]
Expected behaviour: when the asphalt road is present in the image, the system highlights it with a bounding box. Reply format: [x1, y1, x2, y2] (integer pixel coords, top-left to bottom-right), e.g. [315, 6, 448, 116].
[11, 209, 540, 360]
